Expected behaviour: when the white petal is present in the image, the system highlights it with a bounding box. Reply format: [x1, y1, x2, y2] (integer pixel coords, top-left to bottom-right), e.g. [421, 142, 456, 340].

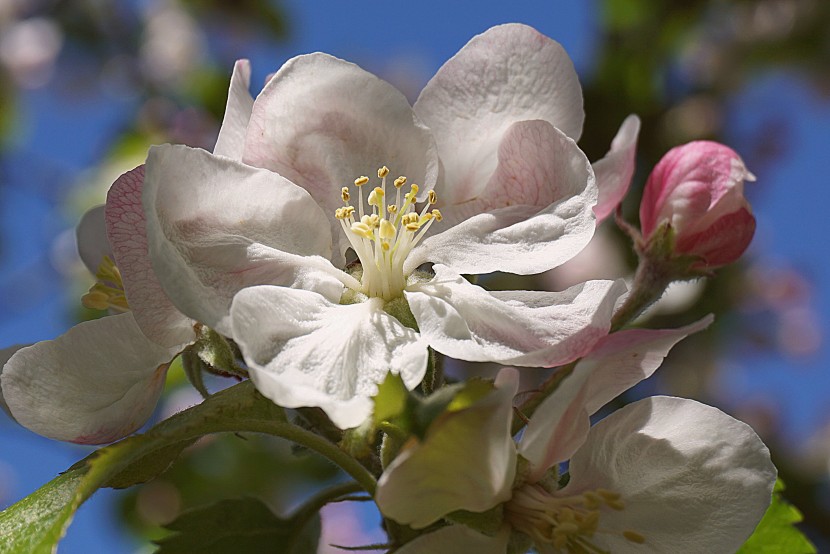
[592, 114, 640, 222]
[406, 123, 597, 276]
[75, 204, 110, 275]
[0, 344, 26, 420]
[230, 286, 428, 429]
[518, 317, 712, 480]
[242, 53, 439, 264]
[406, 265, 626, 367]
[563, 396, 776, 553]
[376, 369, 519, 528]
[394, 525, 510, 554]
[143, 144, 347, 336]
[106, 165, 196, 348]
[415, 23, 584, 205]
[213, 59, 254, 160]
[0, 313, 177, 444]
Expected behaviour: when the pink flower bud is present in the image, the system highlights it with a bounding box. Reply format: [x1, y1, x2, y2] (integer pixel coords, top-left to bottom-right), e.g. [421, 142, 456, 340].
[639, 141, 756, 268]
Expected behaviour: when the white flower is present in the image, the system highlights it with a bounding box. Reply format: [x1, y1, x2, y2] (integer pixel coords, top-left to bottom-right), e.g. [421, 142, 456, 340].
[376, 318, 777, 553]
[142, 24, 637, 428]
[0, 167, 195, 443]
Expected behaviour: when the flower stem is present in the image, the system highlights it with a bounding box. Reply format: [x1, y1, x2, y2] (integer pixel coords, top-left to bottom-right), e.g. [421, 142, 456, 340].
[208, 418, 378, 495]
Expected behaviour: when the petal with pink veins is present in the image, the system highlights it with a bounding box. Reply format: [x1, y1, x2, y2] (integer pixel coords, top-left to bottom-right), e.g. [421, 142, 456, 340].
[242, 53, 439, 264]
[592, 114, 640, 222]
[406, 265, 626, 367]
[519, 316, 713, 480]
[106, 165, 196, 348]
[407, 122, 597, 276]
[143, 144, 349, 336]
[213, 59, 254, 160]
[415, 23, 584, 206]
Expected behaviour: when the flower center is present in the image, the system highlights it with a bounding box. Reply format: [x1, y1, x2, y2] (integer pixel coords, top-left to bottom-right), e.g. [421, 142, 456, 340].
[335, 166, 441, 301]
[81, 255, 129, 312]
[504, 484, 646, 553]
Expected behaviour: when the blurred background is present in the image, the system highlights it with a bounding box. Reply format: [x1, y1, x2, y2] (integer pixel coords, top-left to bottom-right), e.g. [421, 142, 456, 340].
[0, 0, 828, 552]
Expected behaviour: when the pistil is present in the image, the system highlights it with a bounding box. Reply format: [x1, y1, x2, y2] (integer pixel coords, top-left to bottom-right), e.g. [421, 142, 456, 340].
[334, 166, 440, 300]
[504, 484, 645, 553]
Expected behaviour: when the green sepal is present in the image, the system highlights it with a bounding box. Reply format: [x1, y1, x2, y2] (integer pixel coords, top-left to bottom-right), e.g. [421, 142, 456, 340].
[193, 326, 248, 379]
[445, 504, 505, 536]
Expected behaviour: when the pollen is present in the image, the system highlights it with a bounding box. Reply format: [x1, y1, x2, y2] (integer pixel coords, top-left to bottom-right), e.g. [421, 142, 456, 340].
[333, 165, 442, 301]
[82, 256, 129, 312]
[504, 484, 644, 553]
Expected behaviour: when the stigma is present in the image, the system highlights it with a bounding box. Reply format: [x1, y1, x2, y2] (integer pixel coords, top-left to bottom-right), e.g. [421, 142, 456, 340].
[504, 484, 645, 553]
[335, 166, 441, 301]
[81, 255, 129, 312]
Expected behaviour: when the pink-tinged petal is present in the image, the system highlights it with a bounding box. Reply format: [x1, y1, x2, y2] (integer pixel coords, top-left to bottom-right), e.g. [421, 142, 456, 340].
[0, 344, 26, 419]
[518, 317, 712, 480]
[377, 369, 519, 528]
[640, 141, 754, 237]
[592, 115, 640, 222]
[143, 144, 349, 336]
[213, 59, 254, 160]
[106, 165, 196, 348]
[676, 206, 756, 269]
[75, 205, 111, 275]
[395, 525, 510, 554]
[406, 123, 597, 276]
[415, 23, 584, 205]
[242, 53, 439, 264]
[406, 265, 626, 367]
[230, 286, 428, 429]
[562, 396, 776, 553]
[0, 313, 178, 444]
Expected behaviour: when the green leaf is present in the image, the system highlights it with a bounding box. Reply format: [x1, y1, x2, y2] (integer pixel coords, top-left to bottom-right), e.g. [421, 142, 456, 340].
[737, 479, 816, 553]
[0, 469, 87, 554]
[0, 381, 287, 554]
[155, 497, 319, 554]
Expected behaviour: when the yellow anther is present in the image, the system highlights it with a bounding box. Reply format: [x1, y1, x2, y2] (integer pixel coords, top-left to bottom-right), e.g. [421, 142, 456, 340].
[393, 176, 407, 188]
[387, 204, 398, 215]
[598, 490, 621, 502]
[378, 166, 389, 178]
[409, 183, 419, 195]
[554, 522, 579, 535]
[623, 530, 646, 544]
[350, 221, 374, 240]
[379, 219, 396, 240]
[606, 499, 626, 511]
[428, 190, 437, 204]
[81, 290, 111, 311]
[368, 186, 385, 207]
[431, 209, 442, 221]
[335, 206, 355, 220]
[419, 213, 433, 225]
[354, 176, 369, 186]
[341, 187, 351, 202]
[583, 492, 602, 510]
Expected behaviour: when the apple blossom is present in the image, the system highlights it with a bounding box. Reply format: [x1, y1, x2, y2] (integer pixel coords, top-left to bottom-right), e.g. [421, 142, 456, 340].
[640, 140, 756, 269]
[142, 24, 636, 428]
[0, 166, 197, 444]
[376, 319, 776, 553]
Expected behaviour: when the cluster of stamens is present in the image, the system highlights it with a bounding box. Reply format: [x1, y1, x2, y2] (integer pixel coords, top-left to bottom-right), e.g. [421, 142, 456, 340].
[505, 484, 645, 553]
[335, 166, 441, 300]
[81, 255, 129, 312]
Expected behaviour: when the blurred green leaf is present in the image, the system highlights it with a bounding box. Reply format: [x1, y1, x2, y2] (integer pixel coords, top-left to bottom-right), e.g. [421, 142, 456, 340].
[155, 497, 319, 554]
[737, 479, 816, 553]
[0, 381, 286, 553]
